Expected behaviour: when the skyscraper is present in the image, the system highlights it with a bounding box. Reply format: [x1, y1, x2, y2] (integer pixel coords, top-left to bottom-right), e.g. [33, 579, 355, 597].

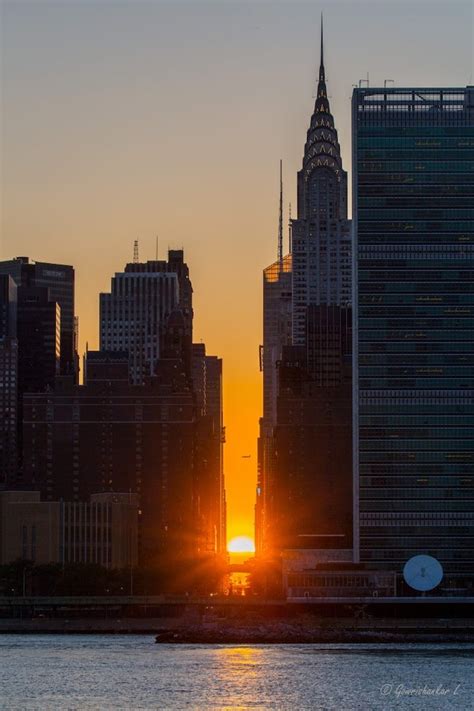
[352, 86, 474, 591]
[100, 250, 193, 384]
[256, 165, 292, 555]
[291, 20, 351, 345]
[17, 286, 61, 395]
[0, 258, 77, 380]
[192, 343, 226, 556]
[257, 21, 353, 558]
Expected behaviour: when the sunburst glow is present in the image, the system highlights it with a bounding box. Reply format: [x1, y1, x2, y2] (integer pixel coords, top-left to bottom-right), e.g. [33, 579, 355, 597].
[227, 536, 255, 554]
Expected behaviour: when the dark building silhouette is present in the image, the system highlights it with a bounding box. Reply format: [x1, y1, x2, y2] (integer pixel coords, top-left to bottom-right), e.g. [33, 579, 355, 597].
[0, 274, 61, 484]
[0, 339, 18, 486]
[271, 306, 352, 551]
[0, 276, 18, 486]
[22, 350, 196, 564]
[353, 85, 474, 590]
[0, 257, 78, 380]
[192, 343, 226, 556]
[22, 248, 225, 568]
[17, 286, 61, 395]
[0, 275, 17, 341]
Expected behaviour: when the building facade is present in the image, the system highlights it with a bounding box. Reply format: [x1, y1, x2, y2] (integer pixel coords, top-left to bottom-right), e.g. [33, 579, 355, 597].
[352, 86, 474, 591]
[0, 490, 138, 568]
[0, 339, 18, 486]
[256, 206, 292, 555]
[0, 258, 77, 380]
[192, 344, 226, 555]
[100, 250, 193, 385]
[22, 351, 196, 564]
[17, 286, 61, 395]
[0, 276, 18, 486]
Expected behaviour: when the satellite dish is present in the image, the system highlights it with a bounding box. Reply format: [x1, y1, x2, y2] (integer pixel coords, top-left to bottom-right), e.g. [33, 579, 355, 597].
[403, 554, 443, 592]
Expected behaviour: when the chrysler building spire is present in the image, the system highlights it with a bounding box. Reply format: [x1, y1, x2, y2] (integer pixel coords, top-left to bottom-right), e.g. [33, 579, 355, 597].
[319, 13, 325, 83]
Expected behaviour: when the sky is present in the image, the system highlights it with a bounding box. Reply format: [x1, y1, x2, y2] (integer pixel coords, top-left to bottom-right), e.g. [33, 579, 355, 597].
[1, 0, 473, 544]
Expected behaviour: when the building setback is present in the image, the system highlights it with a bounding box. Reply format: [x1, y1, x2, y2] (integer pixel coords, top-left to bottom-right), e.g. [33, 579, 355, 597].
[352, 86, 474, 590]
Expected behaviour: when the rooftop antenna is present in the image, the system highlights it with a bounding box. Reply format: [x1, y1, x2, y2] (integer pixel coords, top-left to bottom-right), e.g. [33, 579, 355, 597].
[278, 159, 283, 271]
[155, 235, 159, 261]
[288, 202, 292, 254]
[133, 239, 139, 264]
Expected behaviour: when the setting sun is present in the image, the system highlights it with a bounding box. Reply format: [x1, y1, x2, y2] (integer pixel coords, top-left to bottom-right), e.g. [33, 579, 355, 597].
[227, 536, 255, 554]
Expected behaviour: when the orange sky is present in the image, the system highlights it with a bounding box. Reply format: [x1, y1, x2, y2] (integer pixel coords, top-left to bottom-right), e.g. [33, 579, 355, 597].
[1, 0, 471, 543]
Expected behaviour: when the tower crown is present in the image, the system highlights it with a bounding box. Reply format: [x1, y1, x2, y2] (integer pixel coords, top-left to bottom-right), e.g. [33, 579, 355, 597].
[300, 15, 343, 183]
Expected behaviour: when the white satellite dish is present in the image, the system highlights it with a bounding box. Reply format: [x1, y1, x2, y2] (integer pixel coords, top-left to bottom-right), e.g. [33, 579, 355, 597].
[403, 554, 443, 592]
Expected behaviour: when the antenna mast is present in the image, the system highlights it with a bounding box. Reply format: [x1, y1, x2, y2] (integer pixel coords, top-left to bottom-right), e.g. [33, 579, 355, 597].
[278, 159, 283, 270]
[133, 239, 139, 264]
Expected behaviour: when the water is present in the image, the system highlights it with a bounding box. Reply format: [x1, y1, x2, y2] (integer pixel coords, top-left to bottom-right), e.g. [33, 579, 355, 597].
[0, 636, 473, 710]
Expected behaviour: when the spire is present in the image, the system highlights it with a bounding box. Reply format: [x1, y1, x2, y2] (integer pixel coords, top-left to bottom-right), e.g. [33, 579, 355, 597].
[278, 159, 283, 270]
[312, 13, 331, 117]
[320, 13, 324, 82]
[317, 13, 326, 92]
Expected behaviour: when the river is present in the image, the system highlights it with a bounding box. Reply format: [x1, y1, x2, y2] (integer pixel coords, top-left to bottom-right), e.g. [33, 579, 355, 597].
[0, 636, 472, 709]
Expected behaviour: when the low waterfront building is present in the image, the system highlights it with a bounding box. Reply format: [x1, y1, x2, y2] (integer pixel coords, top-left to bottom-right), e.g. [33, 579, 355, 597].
[282, 549, 395, 599]
[0, 491, 138, 568]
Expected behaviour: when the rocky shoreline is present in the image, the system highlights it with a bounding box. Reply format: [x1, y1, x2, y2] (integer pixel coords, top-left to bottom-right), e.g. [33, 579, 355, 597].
[154, 623, 474, 644]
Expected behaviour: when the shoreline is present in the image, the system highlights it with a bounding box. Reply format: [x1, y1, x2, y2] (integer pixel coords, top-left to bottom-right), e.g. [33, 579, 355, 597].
[1, 617, 474, 643]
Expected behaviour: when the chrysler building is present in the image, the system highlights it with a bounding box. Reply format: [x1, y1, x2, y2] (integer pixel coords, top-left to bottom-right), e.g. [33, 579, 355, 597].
[291, 19, 352, 345]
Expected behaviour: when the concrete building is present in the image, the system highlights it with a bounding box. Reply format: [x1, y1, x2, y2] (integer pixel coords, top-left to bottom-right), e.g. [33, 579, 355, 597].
[0, 490, 138, 568]
[352, 86, 474, 592]
[282, 549, 395, 600]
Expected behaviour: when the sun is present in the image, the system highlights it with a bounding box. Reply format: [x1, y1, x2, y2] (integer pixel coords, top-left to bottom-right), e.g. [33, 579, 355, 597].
[227, 536, 255, 554]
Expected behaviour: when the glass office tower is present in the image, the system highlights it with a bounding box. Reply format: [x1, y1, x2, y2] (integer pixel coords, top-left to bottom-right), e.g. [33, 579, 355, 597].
[352, 87, 474, 592]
